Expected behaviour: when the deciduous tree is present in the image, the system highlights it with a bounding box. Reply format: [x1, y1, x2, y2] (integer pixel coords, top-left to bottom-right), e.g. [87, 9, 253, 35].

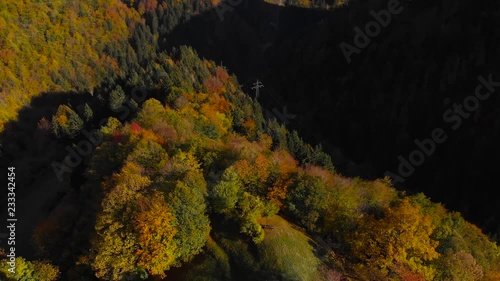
[134, 192, 177, 277]
[211, 167, 241, 213]
[348, 198, 439, 280]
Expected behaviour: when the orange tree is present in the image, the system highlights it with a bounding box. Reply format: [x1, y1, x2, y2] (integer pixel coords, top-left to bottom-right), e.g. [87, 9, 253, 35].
[347, 197, 439, 280]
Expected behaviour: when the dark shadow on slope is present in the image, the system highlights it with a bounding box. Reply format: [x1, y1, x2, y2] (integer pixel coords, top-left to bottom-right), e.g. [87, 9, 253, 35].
[162, 0, 500, 238]
[0, 82, 156, 261]
[0, 91, 89, 259]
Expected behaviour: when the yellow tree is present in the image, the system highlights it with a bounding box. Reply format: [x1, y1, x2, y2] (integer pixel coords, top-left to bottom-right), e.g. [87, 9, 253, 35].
[100, 161, 151, 213]
[349, 198, 439, 280]
[134, 192, 177, 278]
[90, 222, 138, 281]
[0, 257, 60, 281]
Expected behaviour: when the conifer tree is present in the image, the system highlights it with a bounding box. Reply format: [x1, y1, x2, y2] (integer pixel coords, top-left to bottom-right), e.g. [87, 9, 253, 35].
[83, 103, 93, 122]
[52, 105, 84, 138]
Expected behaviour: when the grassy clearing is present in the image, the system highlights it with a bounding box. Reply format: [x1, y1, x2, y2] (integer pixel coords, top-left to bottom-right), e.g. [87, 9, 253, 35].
[174, 215, 324, 281]
[173, 236, 231, 281]
[256, 215, 322, 281]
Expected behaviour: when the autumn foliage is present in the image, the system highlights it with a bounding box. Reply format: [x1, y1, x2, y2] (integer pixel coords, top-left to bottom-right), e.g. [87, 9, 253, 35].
[134, 192, 177, 277]
[2, 13, 499, 279]
[348, 198, 439, 280]
[0, 0, 141, 131]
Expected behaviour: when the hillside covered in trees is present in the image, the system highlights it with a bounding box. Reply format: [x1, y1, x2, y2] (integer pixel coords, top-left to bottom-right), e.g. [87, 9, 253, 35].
[1, 0, 500, 281]
[159, 0, 500, 237]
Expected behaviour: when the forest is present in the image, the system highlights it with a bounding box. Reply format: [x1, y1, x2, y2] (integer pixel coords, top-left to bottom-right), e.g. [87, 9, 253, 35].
[1, 0, 500, 280]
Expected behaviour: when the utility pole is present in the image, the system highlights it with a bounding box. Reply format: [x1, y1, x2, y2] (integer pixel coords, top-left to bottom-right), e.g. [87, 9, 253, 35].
[220, 61, 227, 71]
[251, 79, 264, 99]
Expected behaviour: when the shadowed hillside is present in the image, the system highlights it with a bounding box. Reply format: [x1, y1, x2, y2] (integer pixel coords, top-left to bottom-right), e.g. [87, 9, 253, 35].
[1, 1, 500, 280]
[159, 0, 500, 237]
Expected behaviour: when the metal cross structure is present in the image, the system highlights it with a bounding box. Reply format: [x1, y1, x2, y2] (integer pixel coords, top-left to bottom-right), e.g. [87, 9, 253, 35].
[220, 61, 227, 71]
[251, 79, 264, 99]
